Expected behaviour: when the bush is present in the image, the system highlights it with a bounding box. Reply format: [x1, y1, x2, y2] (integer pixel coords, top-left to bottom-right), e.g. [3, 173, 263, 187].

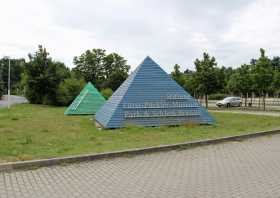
[24, 46, 71, 105]
[208, 93, 228, 100]
[57, 78, 85, 106]
[101, 88, 113, 99]
[0, 80, 4, 98]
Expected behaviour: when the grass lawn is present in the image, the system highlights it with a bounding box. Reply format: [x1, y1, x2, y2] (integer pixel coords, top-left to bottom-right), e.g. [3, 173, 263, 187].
[0, 104, 279, 163]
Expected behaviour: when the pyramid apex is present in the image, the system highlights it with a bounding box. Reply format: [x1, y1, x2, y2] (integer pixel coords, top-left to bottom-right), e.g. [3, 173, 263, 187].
[143, 56, 153, 61]
[86, 82, 97, 89]
[140, 56, 159, 67]
[145, 55, 151, 59]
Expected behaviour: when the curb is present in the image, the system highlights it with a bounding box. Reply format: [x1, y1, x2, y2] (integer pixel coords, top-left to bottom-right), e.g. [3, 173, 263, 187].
[1, 129, 280, 172]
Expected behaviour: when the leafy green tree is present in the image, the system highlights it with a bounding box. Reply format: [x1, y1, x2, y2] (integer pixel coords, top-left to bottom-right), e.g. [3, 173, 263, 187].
[73, 49, 130, 90]
[184, 72, 197, 97]
[194, 52, 219, 108]
[250, 58, 257, 65]
[271, 56, 280, 72]
[184, 68, 193, 74]
[73, 49, 106, 88]
[101, 88, 113, 99]
[273, 71, 280, 95]
[171, 64, 186, 87]
[0, 76, 4, 98]
[251, 48, 273, 110]
[24, 45, 70, 105]
[227, 64, 252, 106]
[0, 64, 3, 97]
[71, 67, 84, 80]
[57, 77, 85, 106]
[215, 66, 234, 93]
[102, 53, 130, 91]
[171, 65, 202, 98]
[227, 72, 240, 94]
[0, 58, 25, 95]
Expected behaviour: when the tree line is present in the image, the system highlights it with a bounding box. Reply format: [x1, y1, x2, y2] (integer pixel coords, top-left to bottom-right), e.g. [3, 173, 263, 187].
[0, 58, 25, 98]
[0, 45, 130, 105]
[171, 48, 280, 110]
[1, 46, 280, 110]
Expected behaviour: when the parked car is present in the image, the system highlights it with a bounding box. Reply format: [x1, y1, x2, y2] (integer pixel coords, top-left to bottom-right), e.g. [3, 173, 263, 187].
[216, 97, 242, 108]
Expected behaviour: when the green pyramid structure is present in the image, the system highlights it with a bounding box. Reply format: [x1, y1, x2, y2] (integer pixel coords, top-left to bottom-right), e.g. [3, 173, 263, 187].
[64, 82, 106, 115]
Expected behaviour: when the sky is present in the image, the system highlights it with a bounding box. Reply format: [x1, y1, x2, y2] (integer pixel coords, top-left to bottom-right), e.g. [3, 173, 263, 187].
[0, 0, 280, 72]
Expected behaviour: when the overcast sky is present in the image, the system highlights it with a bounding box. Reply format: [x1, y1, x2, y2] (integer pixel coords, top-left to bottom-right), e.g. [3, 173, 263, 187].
[1, 0, 280, 72]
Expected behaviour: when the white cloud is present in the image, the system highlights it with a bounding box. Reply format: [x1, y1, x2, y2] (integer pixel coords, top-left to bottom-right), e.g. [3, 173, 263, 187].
[0, 0, 279, 72]
[222, 0, 280, 62]
[0, 0, 97, 66]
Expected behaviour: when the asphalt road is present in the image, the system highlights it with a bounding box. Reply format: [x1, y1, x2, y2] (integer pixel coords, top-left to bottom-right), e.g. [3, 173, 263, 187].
[0, 95, 28, 108]
[1, 134, 280, 197]
[206, 100, 280, 111]
[210, 109, 280, 117]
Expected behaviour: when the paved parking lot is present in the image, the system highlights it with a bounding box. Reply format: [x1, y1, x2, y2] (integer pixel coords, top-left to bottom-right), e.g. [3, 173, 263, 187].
[1, 134, 280, 198]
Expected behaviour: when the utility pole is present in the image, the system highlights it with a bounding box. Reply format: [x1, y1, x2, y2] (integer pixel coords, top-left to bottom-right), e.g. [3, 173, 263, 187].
[8, 58, 10, 109]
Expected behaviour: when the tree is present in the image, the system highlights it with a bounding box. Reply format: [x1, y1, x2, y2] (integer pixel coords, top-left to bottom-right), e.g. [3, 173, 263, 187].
[57, 77, 85, 106]
[73, 49, 130, 90]
[194, 52, 219, 108]
[171, 64, 185, 87]
[101, 88, 113, 99]
[73, 49, 106, 88]
[0, 58, 25, 95]
[271, 56, 280, 72]
[102, 53, 130, 91]
[273, 71, 280, 95]
[0, 63, 3, 97]
[251, 48, 273, 110]
[250, 58, 257, 66]
[184, 71, 197, 97]
[214, 66, 227, 93]
[24, 45, 70, 105]
[0, 72, 4, 98]
[213, 66, 234, 94]
[227, 64, 252, 106]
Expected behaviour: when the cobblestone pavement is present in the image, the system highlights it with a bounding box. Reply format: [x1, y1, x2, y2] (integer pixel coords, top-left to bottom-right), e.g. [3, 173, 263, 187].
[1, 135, 280, 198]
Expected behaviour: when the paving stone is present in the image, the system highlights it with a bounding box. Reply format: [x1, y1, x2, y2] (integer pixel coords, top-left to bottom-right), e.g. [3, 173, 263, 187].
[1, 134, 280, 197]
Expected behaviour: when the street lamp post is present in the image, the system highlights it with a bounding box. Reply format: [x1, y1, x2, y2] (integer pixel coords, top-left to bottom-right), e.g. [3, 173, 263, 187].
[8, 58, 10, 109]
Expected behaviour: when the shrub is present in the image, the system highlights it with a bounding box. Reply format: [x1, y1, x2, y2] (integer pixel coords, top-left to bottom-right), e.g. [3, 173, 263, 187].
[24, 46, 71, 105]
[57, 78, 85, 106]
[101, 88, 113, 99]
[208, 93, 228, 100]
[0, 80, 4, 98]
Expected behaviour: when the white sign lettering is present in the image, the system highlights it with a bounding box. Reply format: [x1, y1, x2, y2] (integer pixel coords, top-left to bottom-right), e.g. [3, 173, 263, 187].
[122, 94, 200, 119]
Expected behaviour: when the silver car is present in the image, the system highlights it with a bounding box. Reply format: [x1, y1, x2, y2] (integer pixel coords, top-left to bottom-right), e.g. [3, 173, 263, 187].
[216, 97, 242, 108]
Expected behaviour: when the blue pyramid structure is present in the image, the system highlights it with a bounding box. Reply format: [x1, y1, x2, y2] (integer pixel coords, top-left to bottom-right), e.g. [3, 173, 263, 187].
[95, 56, 214, 128]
